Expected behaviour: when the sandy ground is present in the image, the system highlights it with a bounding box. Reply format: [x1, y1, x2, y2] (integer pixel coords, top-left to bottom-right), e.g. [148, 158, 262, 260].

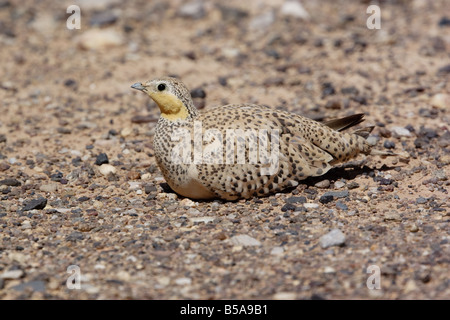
[0, 0, 449, 299]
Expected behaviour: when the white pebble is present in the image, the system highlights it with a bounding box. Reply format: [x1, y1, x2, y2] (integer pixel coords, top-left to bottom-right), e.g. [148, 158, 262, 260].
[99, 164, 116, 176]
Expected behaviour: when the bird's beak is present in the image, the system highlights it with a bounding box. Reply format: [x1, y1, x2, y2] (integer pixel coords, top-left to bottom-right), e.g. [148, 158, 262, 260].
[131, 82, 145, 91]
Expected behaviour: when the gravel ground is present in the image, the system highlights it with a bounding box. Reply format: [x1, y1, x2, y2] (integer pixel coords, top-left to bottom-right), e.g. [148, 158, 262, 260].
[0, 0, 449, 299]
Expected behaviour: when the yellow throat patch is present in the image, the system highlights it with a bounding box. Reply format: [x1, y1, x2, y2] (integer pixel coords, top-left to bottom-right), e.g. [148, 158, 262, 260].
[149, 92, 189, 121]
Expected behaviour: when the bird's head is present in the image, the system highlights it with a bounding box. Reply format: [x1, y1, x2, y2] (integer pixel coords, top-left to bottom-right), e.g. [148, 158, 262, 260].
[131, 77, 198, 121]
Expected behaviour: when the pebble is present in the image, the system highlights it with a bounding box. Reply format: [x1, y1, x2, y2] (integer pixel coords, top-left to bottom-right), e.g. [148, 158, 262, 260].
[12, 280, 45, 293]
[99, 164, 116, 176]
[315, 179, 330, 188]
[281, 203, 296, 212]
[391, 126, 412, 137]
[0, 134, 6, 143]
[285, 196, 307, 204]
[0, 162, 10, 171]
[230, 234, 261, 247]
[77, 29, 124, 50]
[249, 11, 275, 31]
[280, 0, 309, 20]
[410, 224, 419, 233]
[0, 269, 24, 280]
[190, 216, 214, 224]
[430, 93, 449, 109]
[90, 11, 119, 27]
[334, 181, 346, 189]
[95, 153, 109, 165]
[177, 0, 205, 19]
[383, 140, 396, 149]
[175, 277, 192, 285]
[319, 194, 334, 204]
[270, 246, 284, 256]
[22, 197, 47, 211]
[322, 190, 349, 199]
[336, 201, 348, 211]
[416, 197, 427, 204]
[0, 178, 21, 186]
[438, 16, 450, 27]
[180, 198, 196, 207]
[437, 64, 450, 76]
[273, 292, 296, 300]
[190, 87, 206, 99]
[319, 229, 346, 249]
[39, 183, 58, 193]
[304, 203, 319, 209]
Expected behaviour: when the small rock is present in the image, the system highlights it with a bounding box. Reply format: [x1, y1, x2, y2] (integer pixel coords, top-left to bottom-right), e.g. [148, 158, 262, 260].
[280, 0, 309, 20]
[39, 183, 58, 193]
[322, 190, 349, 199]
[99, 164, 116, 176]
[410, 224, 419, 233]
[180, 198, 196, 207]
[231, 234, 261, 247]
[430, 93, 449, 109]
[383, 140, 395, 149]
[77, 29, 124, 50]
[334, 181, 346, 189]
[273, 292, 296, 300]
[391, 126, 412, 137]
[0, 269, 24, 280]
[95, 153, 109, 165]
[270, 246, 284, 256]
[336, 201, 348, 211]
[438, 16, 450, 27]
[319, 229, 346, 248]
[90, 11, 119, 27]
[321, 82, 336, 98]
[190, 87, 206, 99]
[22, 197, 47, 211]
[66, 231, 84, 241]
[304, 203, 319, 209]
[12, 280, 46, 292]
[324, 99, 341, 110]
[178, 0, 205, 19]
[416, 197, 427, 204]
[437, 64, 450, 76]
[190, 216, 214, 224]
[0, 162, 10, 171]
[285, 196, 307, 204]
[281, 203, 296, 212]
[0, 134, 6, 143]
[249, 11, 275, 31]
[0, 178, 21, 186]
[319, 194, 334, 204]
[315, 180, 330, 188]
[175, 277, 192, 285]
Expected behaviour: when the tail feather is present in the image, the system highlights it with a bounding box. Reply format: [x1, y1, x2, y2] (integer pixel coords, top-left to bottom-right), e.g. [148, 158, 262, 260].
[322, 113, 365, 132]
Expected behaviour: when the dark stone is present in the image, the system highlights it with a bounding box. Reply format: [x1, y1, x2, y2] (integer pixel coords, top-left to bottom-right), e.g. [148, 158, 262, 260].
[322, 190, 349, 199]
[90, 11, 119, 27]
[321, 82, 336, 98]
[438, 16, 450, 27]
[23, 198, 47, 211]
[64, 79, 77, 88]
[0, 178, 21, 186]
[50, 171, 63, 182]
[0, 134, 6, 143]
[281, 203, 297, 212]
[383, 140, 395, 149]
[437, 64, 450, 75]
[95, 153, 109, 165]
[78, 196, 90, 202]
[336, 201, 348, 211]
[341, 86, 359, 95]
[416, 197, 427, 204]
[66, 231, 84, 241]
[12, 280, 46, 293]
[190, 87, 206, 99]
[319, 195, 334, 204]
[285, 196, 307, 204]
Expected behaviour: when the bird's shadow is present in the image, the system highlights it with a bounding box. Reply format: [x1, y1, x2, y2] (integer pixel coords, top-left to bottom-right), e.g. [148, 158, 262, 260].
[159, 162, 398, 203]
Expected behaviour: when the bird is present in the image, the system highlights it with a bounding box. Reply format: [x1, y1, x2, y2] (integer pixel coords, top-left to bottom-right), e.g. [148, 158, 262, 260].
[131, 77, 391, 200]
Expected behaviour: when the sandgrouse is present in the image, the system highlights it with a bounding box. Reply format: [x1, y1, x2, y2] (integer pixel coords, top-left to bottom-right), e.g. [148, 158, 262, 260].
[131, 77, 389, 200]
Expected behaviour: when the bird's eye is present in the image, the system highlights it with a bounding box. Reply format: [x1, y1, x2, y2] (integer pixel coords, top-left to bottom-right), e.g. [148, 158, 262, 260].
[157, 83, 166, 91]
